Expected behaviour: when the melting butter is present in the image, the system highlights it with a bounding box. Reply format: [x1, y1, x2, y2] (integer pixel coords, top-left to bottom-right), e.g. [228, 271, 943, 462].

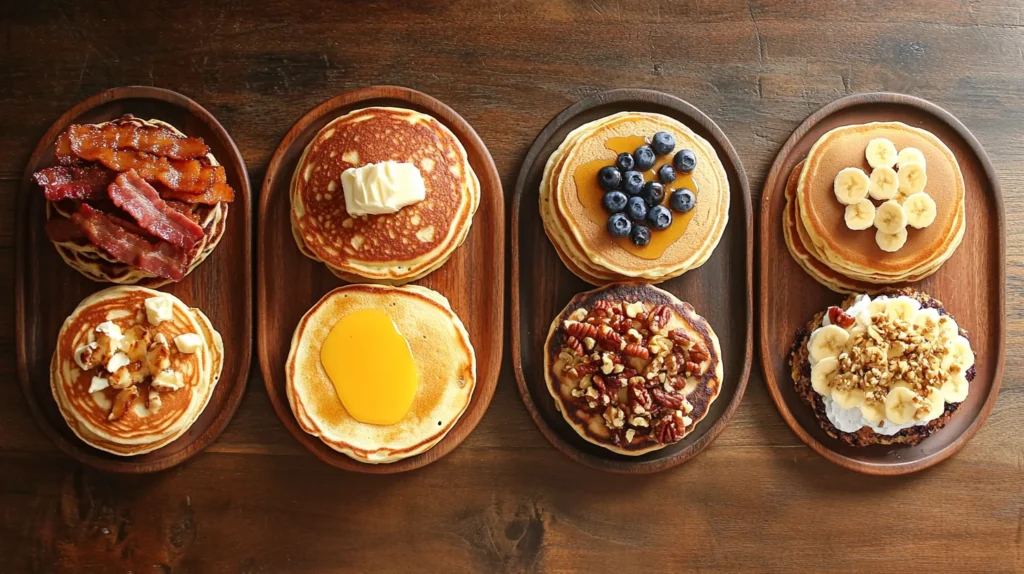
[320, 308, 419, 425]
[341, 161, 426, 215]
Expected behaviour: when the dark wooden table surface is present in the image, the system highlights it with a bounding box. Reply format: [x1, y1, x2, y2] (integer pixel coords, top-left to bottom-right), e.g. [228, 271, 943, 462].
[1, 1, 1021, 572]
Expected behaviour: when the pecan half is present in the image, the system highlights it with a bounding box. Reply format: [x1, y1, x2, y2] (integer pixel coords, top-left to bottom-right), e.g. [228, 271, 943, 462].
[684, 361, 703, 376]
[668, 328, 692, 347]
[623, 343, 650, 360]
[597, 325, 624, 350]
[627, 379, 653, 412]
[647, 305, 672, 333]
[688, 342, 710, 363]
[566, 336, 584, 356]
[827, 306, 856, 329]
[565, 321, 599, 340]
[655, 413, 684, 443]
[651, 387, 683, 410]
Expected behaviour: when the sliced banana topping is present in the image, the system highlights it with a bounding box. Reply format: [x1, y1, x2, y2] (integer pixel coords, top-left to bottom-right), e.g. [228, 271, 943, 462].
[912, 307, 941, 330]
[941, 335, 975, 372]
[809, 325, 850, 363]
[873, 200, 908, 234]
[833, 167, 870, 205]
[903, 192, 937, 229]
[860, 402, 886, 426]
[886, 298, 920, 322]
[843, 199, 875, 231]
[865, 138, 898, 169]
[896, 147, 926, 169]
[896, 162, 927, 199]
[940, 372, 970, 403]
[884, 386, 918, 425]
[811, 356, 839, 395]
[832, 387, 866, 409]
[875, 227, 908, 252]
[920, 388, 946, 422]
[868, 166, 898, 200]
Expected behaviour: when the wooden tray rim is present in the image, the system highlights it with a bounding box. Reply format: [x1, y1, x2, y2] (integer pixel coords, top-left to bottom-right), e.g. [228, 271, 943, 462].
[14, 85, 254, 473]
[511, 88, 754, 473]
[757, 91, 1007, 475]
[257, 85, 505, 473]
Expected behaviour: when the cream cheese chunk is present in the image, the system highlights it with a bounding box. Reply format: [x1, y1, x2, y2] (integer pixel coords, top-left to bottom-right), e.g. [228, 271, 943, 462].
[174, 333, 204, 354]
[144, 296, 175, 326]
[106, 351, 131, 374]
[88, 376, 110, 394]
[151, 369, 184, 392]
[341, 161, 426, 216]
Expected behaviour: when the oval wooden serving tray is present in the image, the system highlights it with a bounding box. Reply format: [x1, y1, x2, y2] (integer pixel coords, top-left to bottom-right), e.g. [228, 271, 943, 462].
[258, 86, 503, 473]
[759, 92, 1006, 475]
[14, 86, 253, 473]
[512, 89, 753, 473]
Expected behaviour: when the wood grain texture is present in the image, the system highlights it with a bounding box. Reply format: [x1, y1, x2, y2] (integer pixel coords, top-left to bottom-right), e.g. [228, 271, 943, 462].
[760, 92, 1005, 475]
[1, 0, 1023, 572]
[512, 89, 752, 473]
[14, 86, 252, 473]
[258, 86, 504, 472]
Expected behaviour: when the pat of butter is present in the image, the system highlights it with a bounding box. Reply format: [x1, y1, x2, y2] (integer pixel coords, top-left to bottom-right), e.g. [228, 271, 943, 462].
[341, 161, 426, 216]
[145, 296, 174, 326]
[174, 333, 203, 354]
[88, 376, 110, 394]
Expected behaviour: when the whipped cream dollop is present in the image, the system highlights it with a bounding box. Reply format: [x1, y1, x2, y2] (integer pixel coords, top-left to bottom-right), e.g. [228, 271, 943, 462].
[341, 161, 426, 216]
[806, 294, 964, 435]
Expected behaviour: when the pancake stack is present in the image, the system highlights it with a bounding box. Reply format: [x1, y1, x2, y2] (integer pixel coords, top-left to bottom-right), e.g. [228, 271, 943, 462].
[540, 112, 730, 285]
[287, 284, 476, 464]
[51, 286, 223, 456]
[543, 283, 723, 456]
[291, 107, 479, 285]
[788, 122, 966, 292]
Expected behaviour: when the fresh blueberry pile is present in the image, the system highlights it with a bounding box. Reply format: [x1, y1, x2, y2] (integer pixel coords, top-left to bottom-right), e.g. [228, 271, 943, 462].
[598, 131, 698, 247]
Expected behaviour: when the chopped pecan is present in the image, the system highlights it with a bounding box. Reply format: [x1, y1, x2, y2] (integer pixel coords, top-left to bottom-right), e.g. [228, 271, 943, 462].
[565, 336, 584, 356]
[647, 305, 672, 333]
[109, 386, 139, 421]
[651, 387, 683, 410]
[827, 306, 856, 329]
[609, 315, 632, 334]
[665, 353, 681, 375]
[623, 343, 650, 360]
[575, 362, 598, 377]
[627, 379, 653, 412]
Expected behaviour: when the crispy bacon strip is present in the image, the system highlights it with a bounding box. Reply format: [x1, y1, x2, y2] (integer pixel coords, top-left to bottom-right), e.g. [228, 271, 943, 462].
[54, 131, 75, 163]
[44, 216, 85, 242]
[67, 140, 227, 194]
[32, 164, 116, 202]
[161, 182, 235, 205]
[72, 204, 190, 281]
[67, 122, 210, 160]
[108, 170, 206, 250]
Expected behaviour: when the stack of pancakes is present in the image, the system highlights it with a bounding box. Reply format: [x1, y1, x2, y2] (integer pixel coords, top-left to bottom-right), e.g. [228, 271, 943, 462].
[287, 284, 476, 464]
[291, 107, 479, 285]
[45, 117, 229, 288]
[50, 286, 223, 456]
[540, 112, 730, 284]
[787, 122, 965, 292]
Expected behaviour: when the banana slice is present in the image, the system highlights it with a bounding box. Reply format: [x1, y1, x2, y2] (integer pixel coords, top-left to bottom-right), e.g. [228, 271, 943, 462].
[941, 335, 975, 372]
[884, 386, 919, 425]
[809, 325, 851, 363]
[886, 297, 921, 322]
[874, 200, 908, 234]
[903, 192, 937, 229]
[919, 388, 946, 422]
[867, 298, 888, 317]
[868, 166, 899, 200]
[912, 308, 941, 332]
[832, 387, 866, 409]
[896, 147, 926, 169]
[865, 138, 898, 169]
[897, 162, 927, 199]
[844, 199, 876, 230]
[834, 167, 871, 205]
[937, 315, 959, 341]
[940, 372, 970, 403]
[875, 228, 908, 252]
[811, 356, 839, 395]
[860, 402, 886, 426]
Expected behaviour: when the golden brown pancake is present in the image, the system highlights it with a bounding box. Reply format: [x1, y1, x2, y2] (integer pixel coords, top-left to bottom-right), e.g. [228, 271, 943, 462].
[286, 284, 476, 463]
[291, 107, 478, 284]
[50, 286, 223, 456]
[543, 283, 723, 456]
[797, 122, 964, 280]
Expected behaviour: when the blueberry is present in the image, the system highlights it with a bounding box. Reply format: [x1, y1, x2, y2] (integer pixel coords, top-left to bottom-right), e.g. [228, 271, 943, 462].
[633, 145, 656, 171]
[651, 131, 676, 156]
[597, 166, 622, 191]
[673, 149, 697, 173]
[669, 188, 696, 213]
[630, 224, 651, 247]
[615, 152, 634, 172]
[657, 164, 676, 184]
[601, 190, 628, 214]
[626, 196, 648, 222]
[640, 181, 665, 207]
[621, 170, 644, 195]
[607, 213, 632, 238]
[647, 205, 673, 230]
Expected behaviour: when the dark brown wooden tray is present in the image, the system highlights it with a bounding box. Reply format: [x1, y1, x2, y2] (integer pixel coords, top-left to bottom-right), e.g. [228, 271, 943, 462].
[512, 89, 753, 473]
[759, 92, 1006, 475]
[14, 86, 253, 473]
[258, 86, 503, 473]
